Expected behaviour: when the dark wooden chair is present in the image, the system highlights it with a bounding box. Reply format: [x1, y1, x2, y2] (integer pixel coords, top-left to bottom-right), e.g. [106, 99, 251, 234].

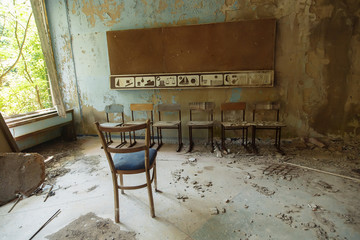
[187, 102, 215, 153]
[95, 120, 157, 223]
[251, 102, 286, 151]
[153, 103, 182, 152]
[220, 102, 250, 151]
[126, 104, 155, 147]
[100, 104, 128, 148]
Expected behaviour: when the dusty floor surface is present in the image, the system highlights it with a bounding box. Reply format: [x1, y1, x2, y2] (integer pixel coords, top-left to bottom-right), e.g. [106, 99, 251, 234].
[0, 136, 359, 240]
[46, 212, 136, 240]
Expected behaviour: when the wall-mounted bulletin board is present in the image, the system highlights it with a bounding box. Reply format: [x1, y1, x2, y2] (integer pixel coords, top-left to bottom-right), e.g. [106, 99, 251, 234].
[106, 19, 276, 90]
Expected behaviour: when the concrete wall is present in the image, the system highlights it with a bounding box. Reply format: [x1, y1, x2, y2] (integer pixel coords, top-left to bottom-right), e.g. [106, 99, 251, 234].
[46, 0, 360, 140]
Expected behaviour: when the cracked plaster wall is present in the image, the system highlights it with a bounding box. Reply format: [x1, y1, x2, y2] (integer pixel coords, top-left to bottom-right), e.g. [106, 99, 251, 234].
[46, 0, 360, 139]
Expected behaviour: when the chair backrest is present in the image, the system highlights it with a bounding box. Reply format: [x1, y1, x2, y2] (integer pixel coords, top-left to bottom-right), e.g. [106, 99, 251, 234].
[220, 102, 246, 122]
[130, 104, 154, 121]
[252, 102, 280, 122]
[104, 104, 124, 123]
[95, 120, 152, 172]
[157, 103, 181, 121]
[189, 102, 215, 121]
[105, 104, 124, 113]
[130, 103, 153, 111]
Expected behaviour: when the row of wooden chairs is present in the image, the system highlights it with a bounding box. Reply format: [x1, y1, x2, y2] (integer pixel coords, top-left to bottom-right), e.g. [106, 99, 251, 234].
[94, 102, 286, 223]
[101, 102, 286, 153]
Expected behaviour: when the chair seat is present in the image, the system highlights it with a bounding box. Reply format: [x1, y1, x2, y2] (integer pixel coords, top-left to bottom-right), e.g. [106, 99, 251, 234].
[113, 148, 157, 171]
[187, 121, 214, 127]
[153, 120, 180, 127]
[221, 121, 251, 128]
[252, 121, 286, 127]
[100, 122, 122, 127]
[126, 120, 147, 125]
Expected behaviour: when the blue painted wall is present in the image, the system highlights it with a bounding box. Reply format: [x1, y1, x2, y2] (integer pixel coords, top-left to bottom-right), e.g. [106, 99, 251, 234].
[46, 0, 248, 139]
[45, 0, 360, 138]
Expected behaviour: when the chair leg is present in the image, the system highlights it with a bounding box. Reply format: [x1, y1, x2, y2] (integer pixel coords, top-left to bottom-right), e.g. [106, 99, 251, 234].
[275, 128, 279, 147]
[130, 131, 137, 147]
[210, 126, 214, 153]
[252, 126, 258, 154]
[242, 128, 245, 146]
[153, 163, 158, 192]
[156, 128, 160, 145]
[150, 125, 155, 147]
[105, 132, 109, 144]
[159, 128, 163, 145]
[188, 127, 193, 152]
[245, 127, 248, 146]
[277, 128, 282, 149]
[119, 174, 124, 194]
[145, 170, 155, 218]
[156, 128, 163, 151]
[221, 126, 225, 150]
[112, 174, 120, 223]
[177, 125, 183, 152]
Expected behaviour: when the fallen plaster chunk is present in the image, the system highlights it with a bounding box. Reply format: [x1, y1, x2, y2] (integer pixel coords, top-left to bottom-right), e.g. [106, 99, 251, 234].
[0, 153, 45, 206]
[176, 194, 188, 202]
[188, 157, 197, 162]
[308, 138, 326, 148]
[308, 203, 319, 211]
[204, 181, 213, 187]
[210, 207, 219, 215]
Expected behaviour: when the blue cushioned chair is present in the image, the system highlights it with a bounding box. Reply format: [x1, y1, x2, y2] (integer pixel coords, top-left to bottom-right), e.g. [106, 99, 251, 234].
[95, 119, 158, 223]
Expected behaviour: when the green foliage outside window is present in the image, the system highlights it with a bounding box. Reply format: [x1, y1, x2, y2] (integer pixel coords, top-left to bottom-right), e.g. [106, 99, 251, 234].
[0, 0, 52, 116]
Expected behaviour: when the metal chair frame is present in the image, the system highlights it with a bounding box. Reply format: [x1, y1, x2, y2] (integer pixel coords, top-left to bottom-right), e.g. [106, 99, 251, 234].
[220, 102, 249, 151]
[127, 104, 155, 148]
[102, 104, 128, 148]
[251, 102, 286, 152]
[153, 104, 183, 152]
[187, 102, 215, 153]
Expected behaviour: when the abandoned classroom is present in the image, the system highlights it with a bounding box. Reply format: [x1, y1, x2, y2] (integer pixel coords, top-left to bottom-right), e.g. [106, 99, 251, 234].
[1, 0, 360, 239]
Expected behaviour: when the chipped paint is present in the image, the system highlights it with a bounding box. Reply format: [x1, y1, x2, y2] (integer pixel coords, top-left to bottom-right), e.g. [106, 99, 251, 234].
[157, 0, 168, 13]
[175, 0, 184, 10]
[78, 0, 124, 27]
[47, 0, 360, 139]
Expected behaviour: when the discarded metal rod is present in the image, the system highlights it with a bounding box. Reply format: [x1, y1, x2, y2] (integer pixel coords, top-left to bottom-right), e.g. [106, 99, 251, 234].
[43, 185, 53, 202]
[29, 209, 61, 240]
[8, 194, 22, 213]
[284, 162, 360, 183]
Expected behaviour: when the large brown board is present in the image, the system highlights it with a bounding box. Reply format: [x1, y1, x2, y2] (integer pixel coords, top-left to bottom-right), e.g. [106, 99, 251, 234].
[107, 19, 276, 75]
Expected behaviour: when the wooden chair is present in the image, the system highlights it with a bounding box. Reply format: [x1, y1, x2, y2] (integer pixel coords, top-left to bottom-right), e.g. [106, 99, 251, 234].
[251, 102, 286, 151]
[187, 102, 215, 153]
[100, 104, 128, 148]
[153, 104, 182, 152]
[220, 102, 250, 151]
[126, 104, 155, 147]
[95, 120, 157, 223]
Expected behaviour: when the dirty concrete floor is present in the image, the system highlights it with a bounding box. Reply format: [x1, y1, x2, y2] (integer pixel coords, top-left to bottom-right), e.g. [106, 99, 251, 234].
[0, 137, 359, 240]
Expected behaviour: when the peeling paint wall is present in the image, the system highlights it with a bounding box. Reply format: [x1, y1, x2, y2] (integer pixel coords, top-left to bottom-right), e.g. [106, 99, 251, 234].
[46, 0, 360, 140]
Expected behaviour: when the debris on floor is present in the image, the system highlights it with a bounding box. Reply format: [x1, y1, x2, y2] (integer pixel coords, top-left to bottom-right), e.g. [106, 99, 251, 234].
[1, 136, 359, 240]
[46, 212, 136, 240]
[176, 193, 189, 202]
[210, 207, 219, 215]
[251, 183, 276, 196]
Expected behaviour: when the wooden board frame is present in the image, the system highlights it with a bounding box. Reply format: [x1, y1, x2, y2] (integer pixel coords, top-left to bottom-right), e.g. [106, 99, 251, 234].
[106, 19, 276, 90]
[0, 112, 20, 152]
[110, 70, 274, 90]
